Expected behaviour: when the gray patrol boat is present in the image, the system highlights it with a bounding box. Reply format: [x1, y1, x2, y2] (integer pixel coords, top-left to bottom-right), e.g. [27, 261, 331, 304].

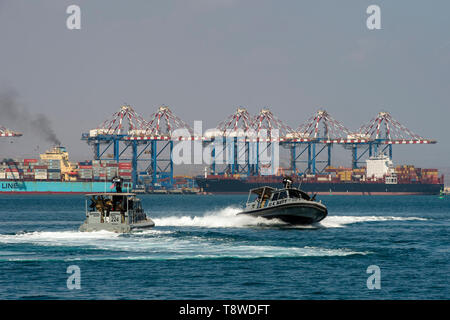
[238, 177, 328, 225]
[79, 177, 155, 233]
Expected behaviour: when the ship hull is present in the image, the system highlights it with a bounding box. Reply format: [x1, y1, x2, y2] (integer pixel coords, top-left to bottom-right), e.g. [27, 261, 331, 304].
[0, 181, 116, 194]
[196, 177, 443, 195]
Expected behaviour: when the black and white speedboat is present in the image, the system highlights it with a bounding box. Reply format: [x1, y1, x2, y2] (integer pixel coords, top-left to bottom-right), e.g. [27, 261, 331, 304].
[237, 177, 328, 225]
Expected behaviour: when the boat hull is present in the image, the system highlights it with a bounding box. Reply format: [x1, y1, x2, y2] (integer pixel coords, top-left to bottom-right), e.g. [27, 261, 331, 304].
[79, 218, 155, 233]
[239, 202, 328, 225]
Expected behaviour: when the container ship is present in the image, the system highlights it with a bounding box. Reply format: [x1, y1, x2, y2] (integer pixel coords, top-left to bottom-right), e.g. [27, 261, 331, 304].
[0, 146, 133, 194]
[195, 155, 444, 195]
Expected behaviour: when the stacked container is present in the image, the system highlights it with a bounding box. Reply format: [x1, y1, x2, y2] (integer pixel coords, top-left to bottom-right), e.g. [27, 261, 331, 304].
[118, 162, 132, 181]
[78, 164, 93, 180]
[91, 160, 120, 181]
[421, 168, 439, 184]
[6, 168, 21, 180]
[105, 162, 119, 181]
[34, 164, 48, 180]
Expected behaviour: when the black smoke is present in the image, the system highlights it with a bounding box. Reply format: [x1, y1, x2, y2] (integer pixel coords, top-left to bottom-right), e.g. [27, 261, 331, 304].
[0, 89, 61, 146]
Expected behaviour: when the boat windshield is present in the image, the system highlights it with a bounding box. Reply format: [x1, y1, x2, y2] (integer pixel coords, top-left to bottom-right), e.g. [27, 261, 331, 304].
[271, 189, 311, 201]
[278, 190, 288, 200]
[288, 189, 311, 200]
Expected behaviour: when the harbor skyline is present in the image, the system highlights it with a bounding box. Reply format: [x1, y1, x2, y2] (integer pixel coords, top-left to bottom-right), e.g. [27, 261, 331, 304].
[0, 0, 449, 171]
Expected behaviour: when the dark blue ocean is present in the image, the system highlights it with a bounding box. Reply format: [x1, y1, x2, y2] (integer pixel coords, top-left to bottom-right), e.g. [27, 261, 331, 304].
[0, 194, 448, 299]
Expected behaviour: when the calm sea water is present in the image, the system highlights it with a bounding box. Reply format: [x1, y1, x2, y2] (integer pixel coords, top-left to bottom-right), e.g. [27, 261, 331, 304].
[0, 194, 448, 300]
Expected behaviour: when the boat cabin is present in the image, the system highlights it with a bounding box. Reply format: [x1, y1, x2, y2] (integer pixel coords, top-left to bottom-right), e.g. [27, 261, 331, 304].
[84, 193, 146, 225]
[245, 186, 312, 210]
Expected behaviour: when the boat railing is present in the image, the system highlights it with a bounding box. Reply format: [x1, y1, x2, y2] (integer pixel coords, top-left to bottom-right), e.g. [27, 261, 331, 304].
[267, 195, 309, 207]
[86, 207, 149, 225]
[86, 209, 128, 224]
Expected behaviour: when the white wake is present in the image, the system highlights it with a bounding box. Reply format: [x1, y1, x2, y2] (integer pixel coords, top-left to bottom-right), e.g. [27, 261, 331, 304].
[152, 206, 285, 228]
[318, 215, 427, 228]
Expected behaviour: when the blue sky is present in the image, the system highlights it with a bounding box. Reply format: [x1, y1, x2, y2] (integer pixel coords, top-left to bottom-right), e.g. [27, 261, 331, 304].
[0, 0, 449, 171]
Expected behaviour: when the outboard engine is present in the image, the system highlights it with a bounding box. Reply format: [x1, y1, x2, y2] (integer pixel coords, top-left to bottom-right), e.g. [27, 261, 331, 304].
[282, 176, 293, 189]
[112, 176, 123, 193]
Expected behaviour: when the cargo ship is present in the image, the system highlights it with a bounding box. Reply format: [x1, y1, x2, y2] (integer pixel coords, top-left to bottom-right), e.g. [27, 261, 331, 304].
[195, 155, 444, 195]
[0, 146, 133, 194]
